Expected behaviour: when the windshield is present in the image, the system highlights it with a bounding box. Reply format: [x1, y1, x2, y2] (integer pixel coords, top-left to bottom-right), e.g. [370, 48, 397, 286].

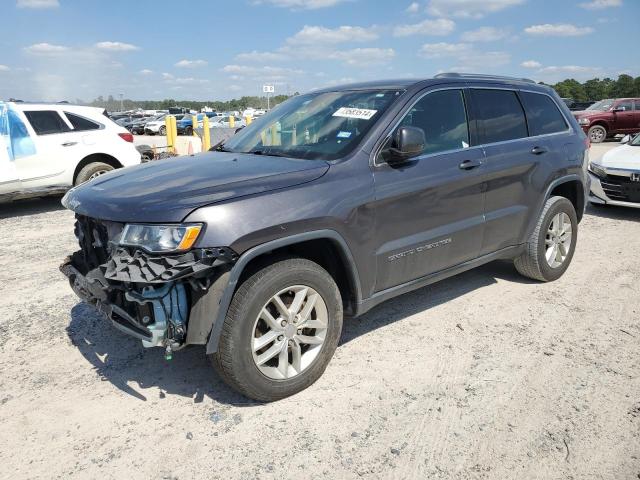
[586, 99, 614, 111]
[223, 89, 404, 160]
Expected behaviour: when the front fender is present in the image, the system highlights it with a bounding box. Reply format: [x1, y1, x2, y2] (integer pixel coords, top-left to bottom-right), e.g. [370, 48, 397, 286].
[201, 229, 361, 354]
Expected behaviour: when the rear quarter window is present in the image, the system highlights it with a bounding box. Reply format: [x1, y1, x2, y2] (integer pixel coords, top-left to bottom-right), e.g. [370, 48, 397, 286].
[519, 92, 568, 136]
[65, 112, 101, 131]
[471, 89, 528, 144]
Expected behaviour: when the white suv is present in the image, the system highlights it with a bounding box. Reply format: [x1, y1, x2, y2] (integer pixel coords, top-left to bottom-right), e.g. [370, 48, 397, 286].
[0, 102, 141, 201]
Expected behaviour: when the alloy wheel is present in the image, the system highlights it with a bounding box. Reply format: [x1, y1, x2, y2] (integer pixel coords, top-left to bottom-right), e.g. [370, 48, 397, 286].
[589, 126, 605, 143]
[251, 285, 328, 380]
[88, 169, 109, 181]
[545, 212, 572, 268]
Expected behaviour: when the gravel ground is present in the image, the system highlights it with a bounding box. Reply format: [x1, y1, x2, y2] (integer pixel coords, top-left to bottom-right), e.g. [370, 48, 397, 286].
[0, 143, 638, 480]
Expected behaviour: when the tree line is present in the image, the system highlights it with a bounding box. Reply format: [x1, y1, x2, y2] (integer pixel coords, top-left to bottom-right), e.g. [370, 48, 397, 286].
[545, 74, 640, 102]
[85, 74, 640, 112]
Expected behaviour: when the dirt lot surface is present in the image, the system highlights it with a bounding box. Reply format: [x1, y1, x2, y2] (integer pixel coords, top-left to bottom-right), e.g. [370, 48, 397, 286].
[0, 143, 638, 479]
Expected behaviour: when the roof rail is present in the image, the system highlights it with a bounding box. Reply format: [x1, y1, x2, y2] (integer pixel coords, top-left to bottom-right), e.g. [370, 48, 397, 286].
[434, 72, 536, 84]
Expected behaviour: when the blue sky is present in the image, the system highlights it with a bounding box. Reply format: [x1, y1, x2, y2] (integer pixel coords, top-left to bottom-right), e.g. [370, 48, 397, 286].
[1, 0, 638, 101]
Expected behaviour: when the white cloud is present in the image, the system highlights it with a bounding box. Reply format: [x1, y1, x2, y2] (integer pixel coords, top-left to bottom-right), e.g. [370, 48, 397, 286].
[538, 65, 600, 74]
[175, 59, 208, 68]
[328, 48, 396, 66]
[255, 0, 347, 9]
[461, 26, 508, 42]
[95, 41, 139, 51]
[172, 77, 209, 85]
[221, 65, 304, 79]
[0, 65, 9, 72]
[426, 0, 524, 18]
[138, 69, 153, 75]
[16, 0, 59, 8]
[406, 1, 420, 13]
[420, 42, 509, 68]
[534, 65, 603, 82]
[521, 60, 542, 68]
[24, 42, 69, 54]
[287, 25, 378, 44]
[579, 0, 622, 10]
[235, 50, 288, 63]
[524, 23, 594, 36]
[419, 42, 471, 58]
[393, 18, 455, 37]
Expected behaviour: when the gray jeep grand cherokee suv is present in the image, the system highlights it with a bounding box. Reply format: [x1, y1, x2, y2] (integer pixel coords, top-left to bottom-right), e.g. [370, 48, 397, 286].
[61, 74, 590, 401]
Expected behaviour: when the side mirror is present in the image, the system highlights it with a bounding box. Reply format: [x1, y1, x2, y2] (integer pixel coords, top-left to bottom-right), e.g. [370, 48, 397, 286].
[386, 126, 425, 164]
[621, 134, 632, 144]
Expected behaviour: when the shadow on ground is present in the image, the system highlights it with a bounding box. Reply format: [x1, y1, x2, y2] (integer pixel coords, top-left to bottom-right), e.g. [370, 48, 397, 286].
[0, 195, 65, 219]
[66, 259, 527, 405]
[585, 203, 640, 222]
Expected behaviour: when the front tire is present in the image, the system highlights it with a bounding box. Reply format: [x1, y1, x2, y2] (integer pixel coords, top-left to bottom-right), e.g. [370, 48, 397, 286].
[514, 196, 577, 282]
[588, 125, 607, 143]
[211, 258, 343, 402]
[158, 126, 166, 136]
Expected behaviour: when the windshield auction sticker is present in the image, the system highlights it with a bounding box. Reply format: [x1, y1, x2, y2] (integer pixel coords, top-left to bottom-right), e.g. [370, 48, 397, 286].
[333, 107, 378, 120]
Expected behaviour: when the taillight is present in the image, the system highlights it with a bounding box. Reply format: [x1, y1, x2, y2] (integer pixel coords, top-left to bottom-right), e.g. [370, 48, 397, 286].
[118, 132, 134, 143]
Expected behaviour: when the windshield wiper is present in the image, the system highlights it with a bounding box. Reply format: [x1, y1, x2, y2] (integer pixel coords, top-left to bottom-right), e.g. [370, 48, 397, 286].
[249, 149, 288, 158]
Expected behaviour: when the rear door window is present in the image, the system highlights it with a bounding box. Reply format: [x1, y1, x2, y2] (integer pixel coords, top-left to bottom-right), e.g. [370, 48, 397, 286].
[471, 89, 528, 144]
[64, 112, 101, 131]
[24, 110, 70, 135]
[398, 89, 470, 155]
[519, 92, 568, 136]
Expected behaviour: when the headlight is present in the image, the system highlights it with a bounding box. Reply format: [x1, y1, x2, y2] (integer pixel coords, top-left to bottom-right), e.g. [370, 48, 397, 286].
[588, 162, 606, 178]
[578, 118, 590, 125]
[120, 224, 202, 253]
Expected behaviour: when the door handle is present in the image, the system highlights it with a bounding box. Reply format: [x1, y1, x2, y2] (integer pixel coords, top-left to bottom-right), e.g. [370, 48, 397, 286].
[459, 159, 482, 170]
[531, 146, 548, 155]
[61, 141, 77, 147]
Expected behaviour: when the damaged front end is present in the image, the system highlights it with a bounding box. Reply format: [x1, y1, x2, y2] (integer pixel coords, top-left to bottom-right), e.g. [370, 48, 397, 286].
[60, 215, 237, 357]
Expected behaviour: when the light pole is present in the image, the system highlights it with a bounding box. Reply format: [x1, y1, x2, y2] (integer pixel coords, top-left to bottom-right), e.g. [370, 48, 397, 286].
[119, 93, 124, 112]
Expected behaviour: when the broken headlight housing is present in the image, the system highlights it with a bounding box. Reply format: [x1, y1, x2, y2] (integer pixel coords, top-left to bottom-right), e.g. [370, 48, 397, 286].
[120, 224, 202, 253]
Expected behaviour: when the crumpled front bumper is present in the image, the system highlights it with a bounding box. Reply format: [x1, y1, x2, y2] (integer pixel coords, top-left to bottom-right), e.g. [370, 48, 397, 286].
[61, 216, 238, 350]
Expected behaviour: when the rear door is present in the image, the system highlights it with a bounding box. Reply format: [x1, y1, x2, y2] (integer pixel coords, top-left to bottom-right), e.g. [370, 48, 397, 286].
[469, 88, 559, 255]
[372, 87, 486, 292]
[633, 100, 640, 131]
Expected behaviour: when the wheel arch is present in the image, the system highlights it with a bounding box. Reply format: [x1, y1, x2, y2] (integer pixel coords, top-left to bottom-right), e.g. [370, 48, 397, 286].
[204, 230, 361, 354]
[547, 177, 585, 222]
[73, 153, 123, 185]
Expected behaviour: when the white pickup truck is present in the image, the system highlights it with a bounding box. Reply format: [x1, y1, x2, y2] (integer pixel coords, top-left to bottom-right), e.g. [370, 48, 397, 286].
[0, 102, 141, 202]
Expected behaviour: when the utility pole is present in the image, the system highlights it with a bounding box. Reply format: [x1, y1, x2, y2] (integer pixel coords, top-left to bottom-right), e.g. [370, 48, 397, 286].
[119, 93, 124, 112]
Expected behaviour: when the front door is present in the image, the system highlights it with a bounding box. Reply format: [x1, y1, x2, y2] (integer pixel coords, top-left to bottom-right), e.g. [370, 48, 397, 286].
[612, 100, 636, 133]
[372, 88, 486, 292]
[17, 109, 76, 189]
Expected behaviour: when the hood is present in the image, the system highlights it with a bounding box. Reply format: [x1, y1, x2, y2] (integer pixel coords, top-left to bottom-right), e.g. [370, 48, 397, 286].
[597, 144, 640, 170]
[572, 110, 603, 118]
[63, 151, 330, 223]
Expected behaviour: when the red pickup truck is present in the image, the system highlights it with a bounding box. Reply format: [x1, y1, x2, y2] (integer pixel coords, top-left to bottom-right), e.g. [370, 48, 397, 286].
[573, 98, 640, 143]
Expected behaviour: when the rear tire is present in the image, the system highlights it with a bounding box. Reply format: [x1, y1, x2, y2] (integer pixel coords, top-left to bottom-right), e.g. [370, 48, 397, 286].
[158, 126, 166, 136]
[211, 258, 343, 402]
[74, 162, 114, 185]
[514, 196, 577, 282]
